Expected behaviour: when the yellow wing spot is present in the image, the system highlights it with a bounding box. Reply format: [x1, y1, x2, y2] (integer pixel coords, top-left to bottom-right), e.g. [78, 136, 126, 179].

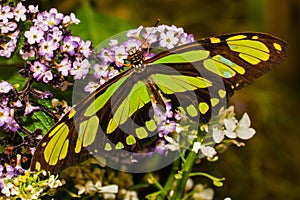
[145, 119, 157, 132]
[186, 104, 198, 117]
[59, 140, 69, 160]
[213, 55, 245, 75]
[273, 43, 282, 51]
[104, 143, 112, 151]
[226, 35, 247, 41]
[45, 124, 69, 165]
[42, 142, 47, 147]
[107, 118, 118, 134]
[210, 98, 220, 107]
[210, 37, 221, 43]
[136, 127, 148, 139]
[252, 36, 259, 40]
[115, 142, 124, 149]
[177, 106, 186, 115]
[199, 102, 209, 114]
[82, 116, 99, 147]
[49, 123, 64, 137]
[218, 89, 226, 98]
[68, 108, 76, 119]
[239, 53, 261, 65]
[35, 162, 41, 171]
[126, 135, 136, 145]
[203, 59, 236, 78]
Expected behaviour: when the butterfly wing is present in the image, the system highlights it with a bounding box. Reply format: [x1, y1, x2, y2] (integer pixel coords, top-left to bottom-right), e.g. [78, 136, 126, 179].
[30, 32, 287, 173]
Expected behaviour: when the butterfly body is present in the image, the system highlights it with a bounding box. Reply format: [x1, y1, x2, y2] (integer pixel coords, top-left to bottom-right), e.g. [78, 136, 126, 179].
[30, 32, 287, 173]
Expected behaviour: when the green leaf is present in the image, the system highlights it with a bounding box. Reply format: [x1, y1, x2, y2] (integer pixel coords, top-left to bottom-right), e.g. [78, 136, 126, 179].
[22, 110, 54, 136]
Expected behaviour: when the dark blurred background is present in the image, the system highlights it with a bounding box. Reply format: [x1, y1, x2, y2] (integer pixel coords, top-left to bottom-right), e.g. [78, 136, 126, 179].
[36, 0, 299, 199]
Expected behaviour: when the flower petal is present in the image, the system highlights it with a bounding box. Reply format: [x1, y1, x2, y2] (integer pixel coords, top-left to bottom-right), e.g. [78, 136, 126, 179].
[236, 127, 256, 140]
[212, 128, 224, 143]
[224, 130, 237, 139]
[224, 118, 237, 131]
[238, 113, 251, 128]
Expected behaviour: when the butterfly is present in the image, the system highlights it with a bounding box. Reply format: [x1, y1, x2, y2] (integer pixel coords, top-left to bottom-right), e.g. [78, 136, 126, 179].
[30, 31, 287, 174]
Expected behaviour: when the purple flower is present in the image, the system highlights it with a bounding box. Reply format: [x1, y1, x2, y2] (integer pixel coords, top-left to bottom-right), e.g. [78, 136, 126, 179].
[46, 13, 62, 28]
[84, 81, 101, 93]
[49, 8, 64, 20]
[43, 70, 53, 83]
[126, 26, 143, 38]
[13, 2, 27, 22]
[94, 63, 109, 79]
[98, 48, 114, 64]
[154, 139, 168, 155]
[20, 48, 35, 60]
[179, 32, 194, 45]
[70, 58, 90, 79]
[5, 164, 24, 179]
[38, 36, 56, 59]
[34, 13, 49, 31]
[0, 165, 3, 177]
[24, 26, 44, 44]
[111, 45, 127, 67]
[158, 120, 177, 137]
[61, 36, 79, 56]
[58, 58, 72, 76]
[79, 40, 92, 58]
[28, 5, 39, 14]
[51, 27, 63, 45]
[159, 30, 179, 49]
[30, 61, 47, 81]
[0, 81, 13, 93]
[38, 91, 53, 99]
[0, 22, 17, 33]
[3, 118, 20, 132]
[24, 102, 40, 116]
[63, 13, 80, 25]
[123, 38, 142, 52]
[0, 107, 10, 127]
[0, 5, 14, 23]
[11, 100, 22, 108]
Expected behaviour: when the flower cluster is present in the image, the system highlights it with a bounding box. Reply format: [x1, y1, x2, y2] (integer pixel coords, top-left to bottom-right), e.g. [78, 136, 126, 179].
[0, 154, 62, 199]
[85, 25, 194, 93]
[60, 159, 137, 199]
[0, 1, 28, 58]
[211, 106, 256, 143]
[20, 6, 92, 87]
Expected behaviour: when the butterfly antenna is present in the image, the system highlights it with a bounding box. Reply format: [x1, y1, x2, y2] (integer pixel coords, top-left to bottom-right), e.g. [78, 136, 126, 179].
[140, 19, 161, 56]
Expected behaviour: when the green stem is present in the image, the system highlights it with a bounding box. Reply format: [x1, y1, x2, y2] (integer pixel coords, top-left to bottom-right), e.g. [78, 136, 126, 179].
[156, 158, 180, 200]
[170, 128, 205, 199]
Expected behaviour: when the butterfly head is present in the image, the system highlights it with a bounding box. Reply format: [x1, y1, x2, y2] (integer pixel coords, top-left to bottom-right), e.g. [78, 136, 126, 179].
[127, 47, 145, 72]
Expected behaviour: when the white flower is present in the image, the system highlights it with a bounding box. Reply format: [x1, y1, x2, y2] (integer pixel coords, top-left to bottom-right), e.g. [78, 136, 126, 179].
[192, 142, 217, 158]
[98, 184, 118, 193]
[212, 111, 256, 143]
[212, 128, 224, 143]
[48, 175, 62, 188]
[193, 184, 214, 200]
[223, 118, 238, 139]
[200, 146, 217, 158]
[235, 113, 256, 139]
[159, 30, 179, 49]
[192, 142, 202, 153]
[124, 190, 139, 200]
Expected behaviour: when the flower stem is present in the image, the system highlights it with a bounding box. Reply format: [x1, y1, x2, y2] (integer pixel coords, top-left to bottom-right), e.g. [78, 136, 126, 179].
[170, 128, 205, 199]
